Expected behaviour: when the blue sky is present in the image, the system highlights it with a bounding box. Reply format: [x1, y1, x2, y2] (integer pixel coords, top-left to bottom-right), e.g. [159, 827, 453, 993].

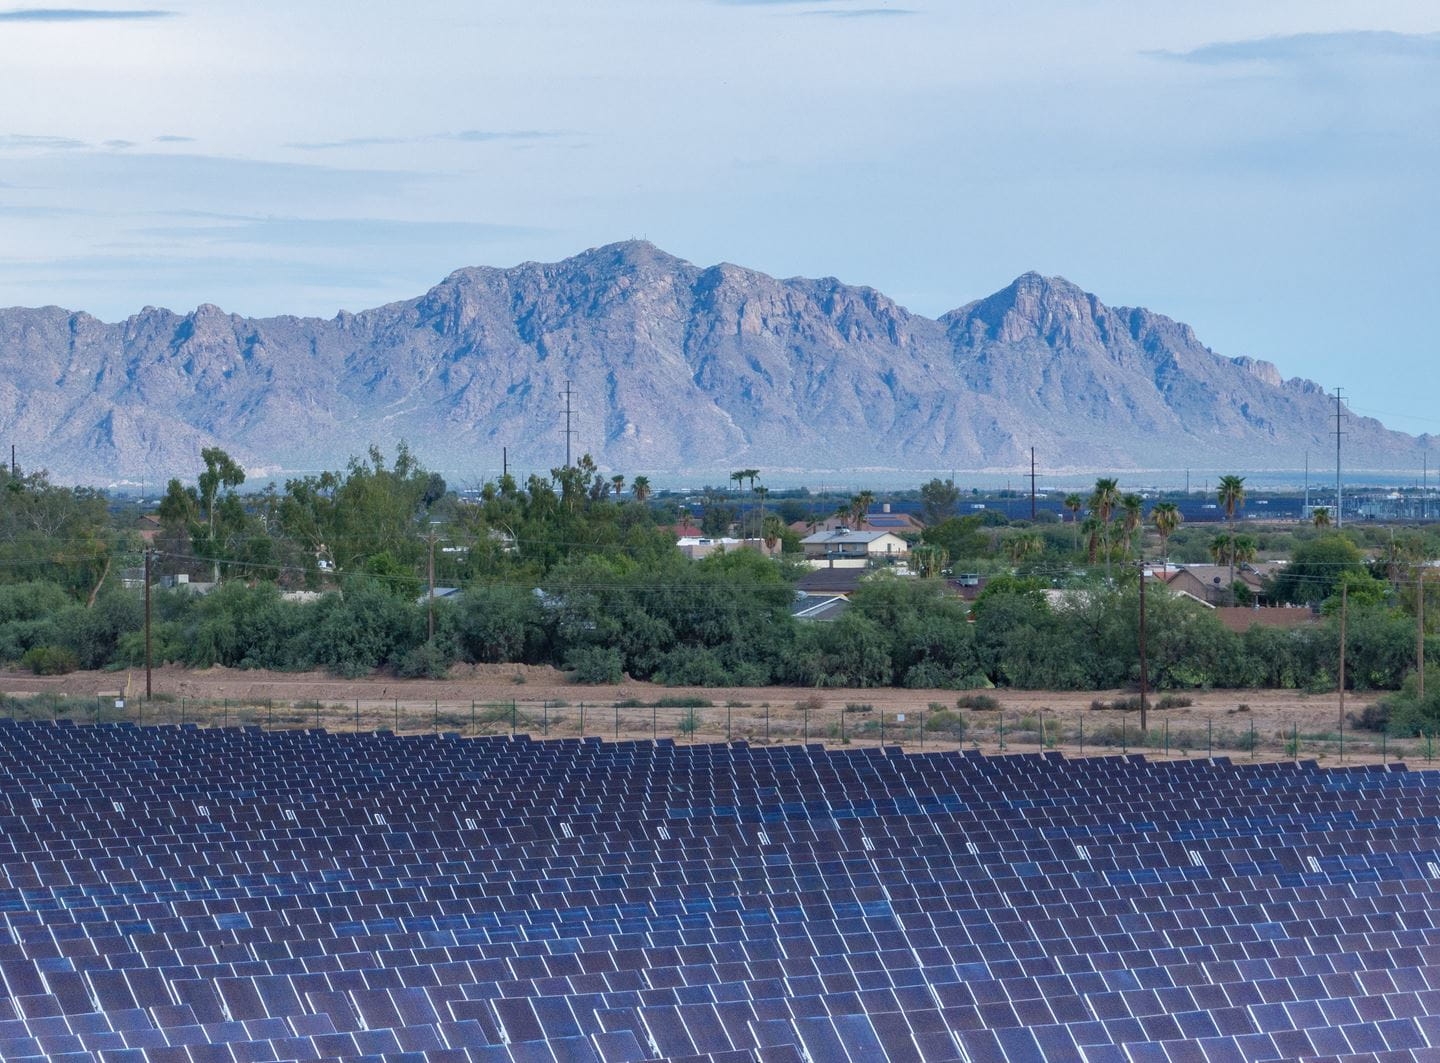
[0, 1, 1436, 434]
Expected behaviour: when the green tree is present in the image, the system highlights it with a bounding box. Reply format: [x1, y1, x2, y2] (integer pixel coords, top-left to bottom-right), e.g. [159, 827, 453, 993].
[920, 478, 961, 526]
[1269, 534, 1367, 605]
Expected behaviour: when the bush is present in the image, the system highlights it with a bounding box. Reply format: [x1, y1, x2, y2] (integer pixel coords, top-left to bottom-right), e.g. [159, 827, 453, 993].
[565, 645, 624, 684]
[396, 640, 452, 679]
[957, 693, 999, 711]
[1350, 702, 1388, 732]
[653, 697, 713, 708]
[20, 646, 79, 676]
[924, 708, 967, 738]
[1156, 694, 1194, 710]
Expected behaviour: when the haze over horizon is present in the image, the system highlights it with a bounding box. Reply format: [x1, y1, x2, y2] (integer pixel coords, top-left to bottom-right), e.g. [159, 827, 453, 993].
[0, 1, 1436, 435]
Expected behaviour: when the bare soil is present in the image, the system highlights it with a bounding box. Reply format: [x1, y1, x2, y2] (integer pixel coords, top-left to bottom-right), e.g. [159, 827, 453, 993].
[0, 665, 1411, 766]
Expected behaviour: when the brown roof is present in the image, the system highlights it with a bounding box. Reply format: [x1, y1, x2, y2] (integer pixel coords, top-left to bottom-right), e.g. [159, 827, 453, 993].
[1213, 607, 1318, 634]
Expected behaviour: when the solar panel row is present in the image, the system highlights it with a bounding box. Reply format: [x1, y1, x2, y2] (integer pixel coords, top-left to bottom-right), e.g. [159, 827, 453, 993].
[0, 719, 1435, 1061]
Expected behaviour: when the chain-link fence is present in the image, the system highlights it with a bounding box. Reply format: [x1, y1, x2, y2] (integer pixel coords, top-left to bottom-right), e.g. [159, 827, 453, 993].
[0, 691, 1429, 765]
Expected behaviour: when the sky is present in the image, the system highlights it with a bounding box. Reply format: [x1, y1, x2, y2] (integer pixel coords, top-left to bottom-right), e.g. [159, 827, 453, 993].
[0, 0, 1436, 434]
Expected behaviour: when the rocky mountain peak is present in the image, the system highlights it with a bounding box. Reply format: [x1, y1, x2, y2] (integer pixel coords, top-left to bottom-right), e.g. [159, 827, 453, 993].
[0, 243, 1424, 482]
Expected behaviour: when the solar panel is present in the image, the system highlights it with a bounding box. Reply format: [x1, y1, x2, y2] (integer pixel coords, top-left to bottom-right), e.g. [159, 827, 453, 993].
[0, 720, 1438, 1060]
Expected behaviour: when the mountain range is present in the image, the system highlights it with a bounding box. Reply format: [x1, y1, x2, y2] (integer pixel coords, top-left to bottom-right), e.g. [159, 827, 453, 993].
[0, 240, 1426, 485]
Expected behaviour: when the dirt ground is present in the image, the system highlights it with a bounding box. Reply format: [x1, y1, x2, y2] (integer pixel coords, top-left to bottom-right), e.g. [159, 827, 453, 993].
[0, 664, 1415, 766]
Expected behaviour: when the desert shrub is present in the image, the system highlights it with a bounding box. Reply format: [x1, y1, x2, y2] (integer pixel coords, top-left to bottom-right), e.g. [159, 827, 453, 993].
[565, 645, 624, 684]
[1350, 702, 1388, 732]
[844, 702, 873, 714]
[1156, 694, 1194, 710]
[925, 708, 967, 738]
[20, 645, 79, 675]
[654, 697, 713, 708]
[957, 693, 1000, 711]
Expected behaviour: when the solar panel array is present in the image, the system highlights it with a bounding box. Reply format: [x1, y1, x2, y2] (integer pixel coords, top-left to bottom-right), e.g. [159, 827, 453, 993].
[0, 721, 1437, 1063]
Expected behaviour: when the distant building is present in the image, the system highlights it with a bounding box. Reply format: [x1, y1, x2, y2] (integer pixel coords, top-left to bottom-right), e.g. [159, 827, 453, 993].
[1213, 606, 1318, 634]
[160, 573, 216, 595]
[416, 587, 462, 605]
[800, 528, 909, 569]
[676, 536, 777, 560]
[1159, 564, 1269, 606]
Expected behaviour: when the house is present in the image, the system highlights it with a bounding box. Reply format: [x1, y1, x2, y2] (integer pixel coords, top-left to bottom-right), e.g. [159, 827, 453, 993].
[1213, 605, 1319, 634]
[134, 514, 163, 542]
[790, 594, 851, 622]
[160, 574, 216, 595]
[800, 528, 909, 569]
[796, 568, 868, 598]
[676, 536, 778, 560]
[791, 506, 924, 537]
[416, 587, 462, 605]
[1160, 564, 1267, 606]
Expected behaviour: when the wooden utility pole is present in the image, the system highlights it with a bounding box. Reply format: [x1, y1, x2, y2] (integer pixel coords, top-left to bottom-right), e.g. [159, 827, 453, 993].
[426, 532, 437, 642]
[1138, 560, 1149, 734]
[143, 548, 153, 700]
[1419, 571, 1426, 700]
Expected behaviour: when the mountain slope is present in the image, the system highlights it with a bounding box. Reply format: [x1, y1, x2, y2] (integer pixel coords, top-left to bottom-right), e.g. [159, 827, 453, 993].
[0, 241, 1425, 482]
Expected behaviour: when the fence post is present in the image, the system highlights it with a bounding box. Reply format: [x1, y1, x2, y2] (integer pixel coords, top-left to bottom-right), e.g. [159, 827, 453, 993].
[1293, 721, 1299, 762]
[727, 704, 732, 743]
[803, 703, 809, 744]
[316, 699, 321, 730]
[880, 711, 885, 745]
[580, 701, 585, 736]
[356, 698, 361, 733]
[543, 701, 549, 737]
[395, 698, 400, 733]
[614, 702, 619, 742]
[839, 705, 845, 744]
[511, 700, 516, 737]
[1339, 710, 1344, 762]
[1208, 718, 1213, 759]
[181, 696, 186, 727]
[434, 699, 439, 734]
[921, 707, 926, 749]
[652, 704, 657, 742]
[1078, 713, 1083, 756]
[1382, 731, 1388, 763]
[223, 698, 228, 729]
[268, 698, 273, 730]
[1122, 716, 1127, 755]
[471, 699, 476, 737]
[1164, 719, 1169, 758]
[1249, 718, 1255, 759]
[138, 696, 143, 728]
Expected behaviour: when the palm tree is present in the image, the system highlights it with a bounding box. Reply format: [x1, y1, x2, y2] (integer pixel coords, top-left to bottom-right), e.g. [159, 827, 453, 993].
[1151, 502, 1182, 570]
[1217, 474, 1247, 597]
[1064, 493, 1084, 553]
[850, 490, 875, 529]
[610, 474, 625, 498]
[631, 476, 651, 504]
[1090, 477, 1121, 578]
[1120, 493, 1144, 560]
[1209, 533, 1231, 565]
[1006, 532, 1043, 565]
[1083, 516, 1101, 565]
[1232, 534, 1258, 566]
[730, 470, 746, 495]
[1312, 506, 1332, 529]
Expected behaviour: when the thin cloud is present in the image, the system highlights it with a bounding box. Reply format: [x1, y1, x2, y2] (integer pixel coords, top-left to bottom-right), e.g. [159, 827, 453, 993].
[1154, 30, 1440, 66]
[0, 133, 87, 149]
[286, 130, 563, 151]
[154, 134, 193, 143]
[803, 7, 915, 16]
[137, 214, 539, 248]
[0, 7, 175, 21]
